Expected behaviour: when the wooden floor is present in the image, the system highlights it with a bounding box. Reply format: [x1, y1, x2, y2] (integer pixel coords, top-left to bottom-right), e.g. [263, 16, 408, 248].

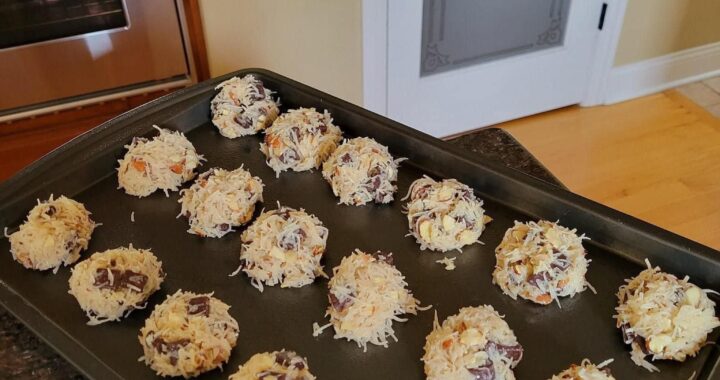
[500, 90, 720, 250]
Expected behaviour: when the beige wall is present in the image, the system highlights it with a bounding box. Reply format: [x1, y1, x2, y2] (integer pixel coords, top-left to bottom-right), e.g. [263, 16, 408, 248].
[198, 0, 363, 105]
[614, 0, 720, 66]
[199, 1, 720, 96]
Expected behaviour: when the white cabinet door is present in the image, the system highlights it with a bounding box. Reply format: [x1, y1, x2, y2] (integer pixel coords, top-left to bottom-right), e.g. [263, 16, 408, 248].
[386, 0, 604, 137]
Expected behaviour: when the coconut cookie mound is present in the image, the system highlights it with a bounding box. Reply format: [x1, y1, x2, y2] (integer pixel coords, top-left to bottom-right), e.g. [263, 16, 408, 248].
[493, 220, 592, 306]
[229, 350, 316, 380]
[139, 290, 239, 378]
[316, 250, 425, 351]
[322, 137, 404, 206]
[236, 205, 328, 291]
[8, 195, 96, 273]
[423, 305, 523, 380]
[549, 359, 615, 380]
[260, 107, 342, 176]
[68, 246, 164, 325]
[118, 126, 203, 197]
[179, 167, 263, 238]
[615, 260, 720, 372]
[403, 176, 489, 252]
[211, 75, 280, 138]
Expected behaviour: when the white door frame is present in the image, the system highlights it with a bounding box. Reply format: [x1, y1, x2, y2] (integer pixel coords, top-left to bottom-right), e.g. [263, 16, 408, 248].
[361, 0, 628, 118]
[362, 0, 390, 115]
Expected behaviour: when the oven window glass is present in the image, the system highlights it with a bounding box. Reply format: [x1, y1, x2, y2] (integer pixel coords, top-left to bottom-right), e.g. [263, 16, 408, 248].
[0, 0, 128, 49]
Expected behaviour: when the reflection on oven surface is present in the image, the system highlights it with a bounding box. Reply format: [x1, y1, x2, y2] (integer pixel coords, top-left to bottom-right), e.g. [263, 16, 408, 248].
[0, 0, 128, 49]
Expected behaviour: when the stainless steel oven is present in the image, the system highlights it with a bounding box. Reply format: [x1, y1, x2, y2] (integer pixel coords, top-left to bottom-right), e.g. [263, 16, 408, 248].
[0, 0, 194, 119]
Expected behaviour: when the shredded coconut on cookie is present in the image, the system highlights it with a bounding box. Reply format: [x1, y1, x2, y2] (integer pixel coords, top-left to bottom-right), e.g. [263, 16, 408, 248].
[8, 195, 96, 273]
[404, 176, 490, 252]
[615, 259, 719, 372]
[229, 350, 316, 380]
[318, 250, 426, 351]
[260, 107, 342, 176]
[179, 166, 263, 238]
[118, 126, 203, 197]
[322, 137, 404, 205]
[493, 220, 593, 306]
[139, 290, 239, 378]
[423, 305, 523, 380]
[234, 205, 328, 291]
[211, 75, 280, 138]
[68, 245, 164, 325]
[549, 358, 615, 380]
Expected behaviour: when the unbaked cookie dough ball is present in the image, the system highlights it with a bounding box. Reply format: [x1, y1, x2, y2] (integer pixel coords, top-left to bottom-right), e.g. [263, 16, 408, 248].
[139, 290, 239, 378]
[493, 220, 592, 306]
[549, 359, 615, 380]
[229, 350, 316, 380]
[235, 205, 328, 291]
[423, 305, 523, 380]
[615, 260, 720, 372]
[318, 250, 424, 351]
[8, 195, 96, 273]
[322, 137, 403, 206]
[404, 176, 489, 252]
[260, 107, 342, 176]
[118, 126, 203, 197]
[179, 167, 263, 238]
[68, 246, 164, 325]
[211, 75, 280, 138]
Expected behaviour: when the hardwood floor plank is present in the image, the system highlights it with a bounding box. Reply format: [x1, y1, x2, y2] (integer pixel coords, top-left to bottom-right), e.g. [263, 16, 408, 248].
[501, 90, 720, 250]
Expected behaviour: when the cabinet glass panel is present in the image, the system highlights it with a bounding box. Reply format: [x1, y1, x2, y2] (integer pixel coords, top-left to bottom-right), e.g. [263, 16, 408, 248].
[420, 0, 570, 76]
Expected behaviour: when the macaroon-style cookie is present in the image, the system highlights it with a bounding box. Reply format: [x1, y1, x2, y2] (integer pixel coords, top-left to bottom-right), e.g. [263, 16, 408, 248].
[423, 305, 523, 380]
[493, 220, 592, 306]
[404, 176, 489, 252]
[68, 246, 164, 325]
[615, 260, 720, 372]
[179, 167, 263, 238]
[260, 107, 342, 176]
[118, 126, 204, 197]
[322, 137, 403, 206]
[210, 75, 280, 138]
[549, 359, 615, 380]
[228, 350, 316, 380]
[8, 195, 96, 273]
[235, 205, 328, 291]
[316, 250, 424, 351]
[139, 290, 239, 378]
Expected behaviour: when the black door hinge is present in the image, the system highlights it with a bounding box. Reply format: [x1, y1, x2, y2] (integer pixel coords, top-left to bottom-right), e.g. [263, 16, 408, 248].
[598, 3, 608, 30]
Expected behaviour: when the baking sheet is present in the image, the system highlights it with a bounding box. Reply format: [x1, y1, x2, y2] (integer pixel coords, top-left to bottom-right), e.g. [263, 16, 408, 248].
[0, 69, 718, 379]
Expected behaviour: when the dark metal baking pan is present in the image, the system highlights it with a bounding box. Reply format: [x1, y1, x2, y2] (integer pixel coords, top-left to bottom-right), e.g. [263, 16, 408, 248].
[1, 69, 718, 380]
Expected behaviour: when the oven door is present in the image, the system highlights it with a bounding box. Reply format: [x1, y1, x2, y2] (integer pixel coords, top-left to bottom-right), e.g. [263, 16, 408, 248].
[0, 0, 189, 114]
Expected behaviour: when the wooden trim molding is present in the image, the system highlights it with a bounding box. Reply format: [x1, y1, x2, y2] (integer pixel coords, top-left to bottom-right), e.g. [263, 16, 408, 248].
[604, 41, 720, 105]
[581, 0, 628, 106]
[182, 0, 211, 81]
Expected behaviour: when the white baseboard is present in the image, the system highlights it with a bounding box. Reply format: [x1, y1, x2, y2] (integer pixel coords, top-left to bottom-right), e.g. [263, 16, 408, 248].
[604, 41, 720, 105]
